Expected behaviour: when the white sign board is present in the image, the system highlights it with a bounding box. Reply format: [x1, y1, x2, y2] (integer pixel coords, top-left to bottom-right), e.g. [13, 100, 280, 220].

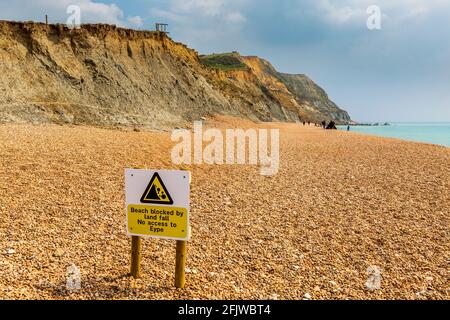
[125, 169, 190, 240]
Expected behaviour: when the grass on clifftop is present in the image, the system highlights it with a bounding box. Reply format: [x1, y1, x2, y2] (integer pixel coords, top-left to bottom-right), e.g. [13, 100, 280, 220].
[200, 52, 248, 71]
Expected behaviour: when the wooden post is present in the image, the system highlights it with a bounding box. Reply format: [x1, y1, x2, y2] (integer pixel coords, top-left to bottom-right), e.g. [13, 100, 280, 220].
[175, 240, 187, 288]
[130, 236, 141, 278]
[45, 15, 48, 25]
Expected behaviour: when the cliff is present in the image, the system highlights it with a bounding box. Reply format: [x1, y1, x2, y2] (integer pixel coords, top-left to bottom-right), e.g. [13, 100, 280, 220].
[201, 53, 351, 123]
[0, 21, 350, 129]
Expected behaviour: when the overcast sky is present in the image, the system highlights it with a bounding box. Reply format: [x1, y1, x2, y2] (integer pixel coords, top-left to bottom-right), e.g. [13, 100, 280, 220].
[1, 0, 449, 122]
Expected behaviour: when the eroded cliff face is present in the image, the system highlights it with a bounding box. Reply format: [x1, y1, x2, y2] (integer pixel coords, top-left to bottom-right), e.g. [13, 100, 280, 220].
[235, 56, 351, 123]
[0, 21, 234, 128]
[276, 73, 351, 123]
[0, 21, 350, 128]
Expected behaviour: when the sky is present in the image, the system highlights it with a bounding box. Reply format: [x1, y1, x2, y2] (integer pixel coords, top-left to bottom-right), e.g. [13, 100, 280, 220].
[0, 0, 449, 122]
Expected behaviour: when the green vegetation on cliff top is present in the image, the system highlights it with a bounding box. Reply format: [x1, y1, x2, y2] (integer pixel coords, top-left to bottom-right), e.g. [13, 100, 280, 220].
[199, 52, 248, 71]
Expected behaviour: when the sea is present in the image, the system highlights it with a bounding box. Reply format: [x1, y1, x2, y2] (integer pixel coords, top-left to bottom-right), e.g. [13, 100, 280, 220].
[337, 123, 450, 148]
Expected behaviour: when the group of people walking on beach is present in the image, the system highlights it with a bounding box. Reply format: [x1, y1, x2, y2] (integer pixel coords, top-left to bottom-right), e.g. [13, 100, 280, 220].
[301, 120, 351, 131]
[302, 120, 338, 130]
[321, 120, 337, 130]
[303, 120, 350, 131]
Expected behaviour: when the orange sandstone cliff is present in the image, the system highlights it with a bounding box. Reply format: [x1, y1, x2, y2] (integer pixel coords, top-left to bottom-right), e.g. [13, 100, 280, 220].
[0, 21, 350, 129]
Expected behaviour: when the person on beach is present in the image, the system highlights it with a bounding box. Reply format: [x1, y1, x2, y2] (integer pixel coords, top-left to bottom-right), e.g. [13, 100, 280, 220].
[321, 120, 327, 129]
[326, 121, 337, 130]
[347, 125, 350, 131]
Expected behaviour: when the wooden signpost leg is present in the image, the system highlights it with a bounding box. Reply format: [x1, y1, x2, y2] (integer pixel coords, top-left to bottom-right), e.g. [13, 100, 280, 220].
[131, 236, 142, 278]
[175, 240, 187, 288]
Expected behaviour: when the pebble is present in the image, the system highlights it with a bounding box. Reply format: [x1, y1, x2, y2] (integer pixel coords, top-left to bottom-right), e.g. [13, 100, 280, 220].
[0, 121, 447, 300]
[53, 249, 65, 257]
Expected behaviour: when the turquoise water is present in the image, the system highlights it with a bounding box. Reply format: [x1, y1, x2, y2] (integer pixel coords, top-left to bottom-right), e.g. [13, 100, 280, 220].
[337, 123, 450, 147]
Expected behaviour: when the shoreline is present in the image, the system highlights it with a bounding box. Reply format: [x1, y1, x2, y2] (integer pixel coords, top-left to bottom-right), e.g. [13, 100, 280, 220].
[337, 124, 450, 148]
[1, 120, 449, 149]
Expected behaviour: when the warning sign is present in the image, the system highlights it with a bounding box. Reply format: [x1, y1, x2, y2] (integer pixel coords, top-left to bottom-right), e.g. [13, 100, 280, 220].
[125, 169, 190, 240]
[140, 173, 174, 204]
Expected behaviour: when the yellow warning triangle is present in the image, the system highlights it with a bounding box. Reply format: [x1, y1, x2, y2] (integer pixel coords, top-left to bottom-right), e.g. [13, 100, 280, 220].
[140, 172, 174, 204]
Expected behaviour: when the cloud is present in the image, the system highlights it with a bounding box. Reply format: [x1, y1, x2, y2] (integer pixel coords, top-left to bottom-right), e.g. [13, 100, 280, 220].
[315, 0, 367, 24]
[168, 0, 225, 16]
[149, 0, 248, 53]
[151, 0, 247, 26]
[282, 0, 450, 28]
[127, 15, 144, 28]
[224, 12, 246, 23]
[150, 8, 185, 23]
[0, 0, 126, 26]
